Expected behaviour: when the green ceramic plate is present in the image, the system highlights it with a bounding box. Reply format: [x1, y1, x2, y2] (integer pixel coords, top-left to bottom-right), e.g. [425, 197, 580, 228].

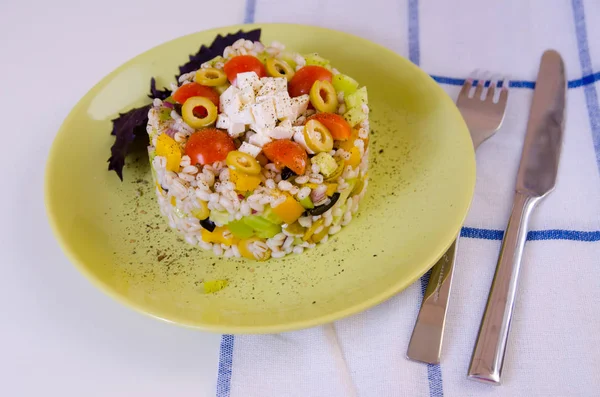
[45, 24, 475, 333]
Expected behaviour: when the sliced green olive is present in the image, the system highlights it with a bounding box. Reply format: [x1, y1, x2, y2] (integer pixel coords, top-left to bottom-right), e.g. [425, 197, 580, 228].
[181, 96, 218, 128]
[266, 58, 295, 81]
[226, 150, 261, 175]
[195, 68, 228, 86]
[304, 119, 334, 153]
[309, 80, 338, 113]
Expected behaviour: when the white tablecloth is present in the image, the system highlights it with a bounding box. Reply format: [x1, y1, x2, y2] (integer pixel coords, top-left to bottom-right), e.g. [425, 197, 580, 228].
[3, 0, 599, 396]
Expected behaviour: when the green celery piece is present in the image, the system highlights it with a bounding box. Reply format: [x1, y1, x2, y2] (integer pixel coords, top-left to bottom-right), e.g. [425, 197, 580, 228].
[343, 107, 367, 127]
[255, 224, 282, 239]
[158, 108, 171, 122]
[207, 55, 225, 67]
[262, 206, 283, 225]
[257, 52, 269, 64]
[299, 196, 314, 209]
[227, 220, 254, 239]
[345, 86, 368, 109]
[203, 280, 228, 294]
[333, 74, 359, 95]
[243, 215, 276, 231]
[214, 84, 230, 95]
[279, 52, 298, 70]
[210, 210, 230, 225]
[312, 153, 338, 177]
[304, 53, 331, 68]
[338, 180, 356, 209]
[243, 215, 282, 238]
[173, 206, 187, 219]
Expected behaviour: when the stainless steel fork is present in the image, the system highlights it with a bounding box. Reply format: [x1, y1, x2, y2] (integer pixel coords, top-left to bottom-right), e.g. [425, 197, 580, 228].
[407, 78, 509, 364]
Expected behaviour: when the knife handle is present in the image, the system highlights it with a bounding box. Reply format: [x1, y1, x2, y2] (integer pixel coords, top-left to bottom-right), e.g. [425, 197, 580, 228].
[468, 191, 540, 384]
[407, 238, 458, 364]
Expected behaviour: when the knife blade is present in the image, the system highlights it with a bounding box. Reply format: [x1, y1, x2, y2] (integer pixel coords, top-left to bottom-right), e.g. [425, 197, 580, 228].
[516, 50, 566, 197]
[468, 50, 566, 385]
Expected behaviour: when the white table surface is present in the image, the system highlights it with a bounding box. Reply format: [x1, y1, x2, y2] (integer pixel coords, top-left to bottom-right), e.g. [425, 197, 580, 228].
[0, 1, 256, 395]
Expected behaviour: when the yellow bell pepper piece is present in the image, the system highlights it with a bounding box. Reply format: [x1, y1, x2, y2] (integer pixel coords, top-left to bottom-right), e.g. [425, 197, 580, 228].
[201, 226, 239, 246]
[155, 134, 182, 172]
[156, 182, 165, 196]
[303, 219, 324, 241]
[170, 196, 177, 206]
[238, 238, 271, 261]
[311, 225, 330, 243]
[229, 169, 262, 192]
[191, 200, 210, 220]
[325, 183, 338, 196]
[272, 195, 305, 225]
[345, 146, 361, 168]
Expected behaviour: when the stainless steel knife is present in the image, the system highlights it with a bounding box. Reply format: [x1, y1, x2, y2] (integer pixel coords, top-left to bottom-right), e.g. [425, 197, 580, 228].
[468, 50, 566, 385]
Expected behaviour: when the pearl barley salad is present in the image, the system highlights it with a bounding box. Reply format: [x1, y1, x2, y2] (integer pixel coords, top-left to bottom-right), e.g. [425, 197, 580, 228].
[148, 39, 369, 261]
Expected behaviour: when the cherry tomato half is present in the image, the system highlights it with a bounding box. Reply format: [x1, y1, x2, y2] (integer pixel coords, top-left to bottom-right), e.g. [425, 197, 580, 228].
[223, 55, 267, 84]
[262, 140, 308, 175]
[288, 65, 333, 97]
[172, 83, 220, 108]
[185, 128, 236, 165]
[308, 113, 352, 140]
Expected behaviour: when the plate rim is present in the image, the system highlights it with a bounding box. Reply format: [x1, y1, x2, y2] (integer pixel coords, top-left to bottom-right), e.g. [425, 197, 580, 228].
[45, 22, 475, 333]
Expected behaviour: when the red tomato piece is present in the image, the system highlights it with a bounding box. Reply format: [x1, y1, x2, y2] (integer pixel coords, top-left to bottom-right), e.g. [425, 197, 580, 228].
[185, 128, 235, 165]
[262, 140, 308, 175]
[307, 113, 352, 140]
[172, 83, 220, 108]
[288, 65, 333, 97]
[223, 55, 267, 84]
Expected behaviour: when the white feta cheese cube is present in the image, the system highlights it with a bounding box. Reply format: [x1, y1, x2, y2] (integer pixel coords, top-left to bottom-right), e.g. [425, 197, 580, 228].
[250, 99, 277, 131]
[293, 127, 315, 154]
[236, 72, 262, 91]
[249, 133, 273, 147]
[279, 118, 293, 130]
[229, 104, 255, 124]
[273, 92, 293, 120]
[289, 94, 310, 120]
[239, 86, 255, 105]
[216, 114, 230, 129]
[257, 77, 287, 97]
[220, 85, 242, 115]
[239, 142, 262, 158]
[267, 122, 294, 140]
[227, 122, 245, 138]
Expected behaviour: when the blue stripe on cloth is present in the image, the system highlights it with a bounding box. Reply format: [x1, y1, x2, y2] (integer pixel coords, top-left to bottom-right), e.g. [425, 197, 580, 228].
[216, 334, 235, 397]
[244, 0, 256, 24]
[410, 1, 444, 396]
[408, 0, 420, 65]
[460, 227, 600, 242]
[431, 73, 600, 89]
[572, 0, 600, 176]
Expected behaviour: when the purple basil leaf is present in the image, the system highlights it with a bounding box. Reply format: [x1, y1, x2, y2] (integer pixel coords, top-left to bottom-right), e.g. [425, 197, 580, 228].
[148, 77, 172, 100]
[176, 29, 261, 79]
[107, 105, 151, 180]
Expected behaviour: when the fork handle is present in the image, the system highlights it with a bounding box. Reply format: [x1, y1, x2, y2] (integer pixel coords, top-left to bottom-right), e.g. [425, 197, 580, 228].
[407, 238, 459, 364]
[468, 191, 540, 384]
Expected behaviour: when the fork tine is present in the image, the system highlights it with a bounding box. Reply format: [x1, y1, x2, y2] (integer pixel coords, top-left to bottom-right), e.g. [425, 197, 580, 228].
[473, 80, 485, 99]
[485, 80, 499, 103]
[498, 86, 509, 108]
[459, 79, 473, 99]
